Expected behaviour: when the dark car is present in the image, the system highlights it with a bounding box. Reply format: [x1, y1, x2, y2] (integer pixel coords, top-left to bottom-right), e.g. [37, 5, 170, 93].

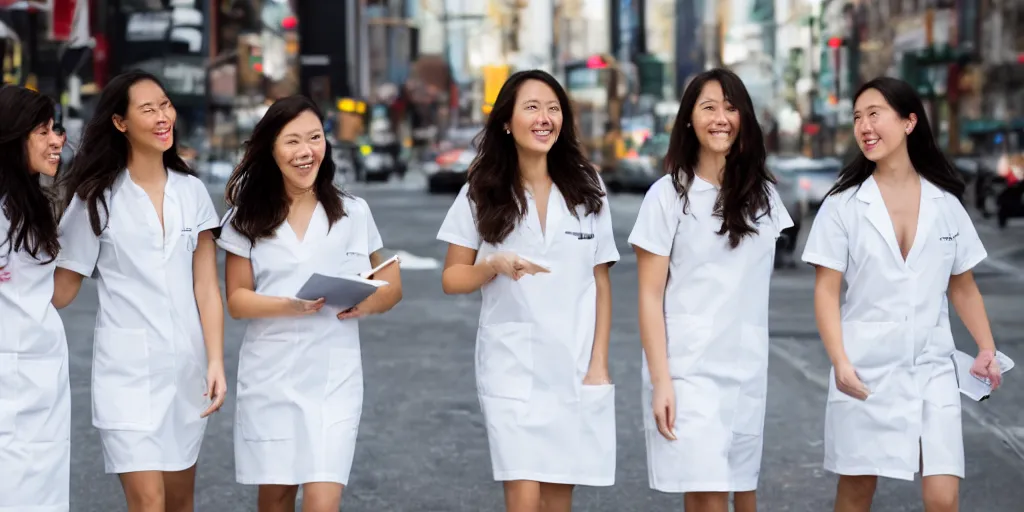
[602, 156, 663, 193]
[426, 147, 476, 194]
[767, 156, 813, 269]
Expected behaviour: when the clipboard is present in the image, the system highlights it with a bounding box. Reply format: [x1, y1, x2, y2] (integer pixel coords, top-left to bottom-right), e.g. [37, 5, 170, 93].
[295, 255, 400, 310]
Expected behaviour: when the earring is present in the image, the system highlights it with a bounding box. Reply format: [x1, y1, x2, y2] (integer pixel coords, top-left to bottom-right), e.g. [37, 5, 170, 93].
[686, 123, 691, 128]
[506, 129, 510, 134]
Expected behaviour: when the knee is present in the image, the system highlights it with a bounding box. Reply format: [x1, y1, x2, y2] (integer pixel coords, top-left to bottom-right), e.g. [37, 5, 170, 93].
[259, 485, 299, 509]
[837, 475, 878, 505]
[165, 491, 194, 512]
[126, 489, 165, 512]
[685, 491, 729, 510]
[923, 486, 959, 512]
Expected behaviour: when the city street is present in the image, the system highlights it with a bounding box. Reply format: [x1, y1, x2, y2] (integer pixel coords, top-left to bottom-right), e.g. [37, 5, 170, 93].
[61, 178, 1024, 511]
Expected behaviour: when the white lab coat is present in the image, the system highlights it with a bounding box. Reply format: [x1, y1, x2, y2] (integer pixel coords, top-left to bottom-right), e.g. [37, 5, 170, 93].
[628, 174, 793, 493]
[437, 182, 620, 486]
[801, 176, 984, 480]
[217, 194, 381, 486]
[57, 169, 218, 474]
[0, 205, 70, 512]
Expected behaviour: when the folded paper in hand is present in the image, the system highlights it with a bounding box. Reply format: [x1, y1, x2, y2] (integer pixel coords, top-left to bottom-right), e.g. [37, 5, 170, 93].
[296, 274, 388, 310]
[951, 349, 1015, 402]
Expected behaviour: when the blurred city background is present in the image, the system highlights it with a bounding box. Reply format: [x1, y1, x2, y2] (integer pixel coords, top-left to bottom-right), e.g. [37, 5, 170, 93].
[4, 1, 1024, 509]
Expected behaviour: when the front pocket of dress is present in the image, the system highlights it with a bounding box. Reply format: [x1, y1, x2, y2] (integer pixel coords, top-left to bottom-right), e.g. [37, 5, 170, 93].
[323, 348, 364, 427]
[665, 314, 714, 380]
[476, 322, 534, 401]
[91, 328, 152, 430]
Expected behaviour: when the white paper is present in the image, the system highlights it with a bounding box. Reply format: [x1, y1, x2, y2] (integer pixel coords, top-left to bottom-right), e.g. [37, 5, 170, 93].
[295, 273, 388, 310]
[951, 349, 1015, 402]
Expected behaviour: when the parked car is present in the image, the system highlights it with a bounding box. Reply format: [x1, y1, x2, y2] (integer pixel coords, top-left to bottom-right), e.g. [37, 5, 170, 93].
[602, 156, 663, 193]
[427, 146, 476, 194]
[769, 155, 843, 211]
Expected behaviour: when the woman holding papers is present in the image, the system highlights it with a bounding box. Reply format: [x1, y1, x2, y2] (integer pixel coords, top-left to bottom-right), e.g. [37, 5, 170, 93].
[0, 85, 70, 511]
[52, 71, 227, 511]
[437, 69, 619, 512]
[801, 77, 1002, 511]
[629, 68, 792, 512]
[218, 95, 402, 512]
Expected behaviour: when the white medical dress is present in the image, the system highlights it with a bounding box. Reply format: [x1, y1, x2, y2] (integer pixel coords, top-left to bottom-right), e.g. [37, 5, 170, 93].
[628, 175, 792, 493]
[57, 170, 219, 473]
[436, 182, 620, 486]
[801, 176, 985, 480]
[1, 203, 71, 511]
[217, 194, 381, 485]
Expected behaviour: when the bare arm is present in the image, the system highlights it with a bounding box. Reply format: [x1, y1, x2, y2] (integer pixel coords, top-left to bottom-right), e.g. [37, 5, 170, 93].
[813, 265, 849, 367]
[441, 244, 497, 295]
[224, 252, 306, 319]
[52, 268, 85, 309]
[587, 262, 613, 379]
[635, 246, 671, 387]
[948, 270, 996, 353]
[193, 231, 225, 368]
[353, 250, 403, 314]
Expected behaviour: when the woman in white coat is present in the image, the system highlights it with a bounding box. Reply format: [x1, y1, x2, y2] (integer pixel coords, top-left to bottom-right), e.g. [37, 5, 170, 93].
[802, 77, 1002, 512]
[51, 71, 227, 512]
[218, 95, 402, 512]
[437, 69, 619, 512]
[629, 68, 792, 512]
[0, 85, 69, 512]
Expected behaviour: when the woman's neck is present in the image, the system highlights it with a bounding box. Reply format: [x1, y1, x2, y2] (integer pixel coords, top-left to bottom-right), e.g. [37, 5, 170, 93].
[285, 184, 316, 207]
[873, 149, 917, 185]
[695, 148, 727, 186]
[517, 150, 550, 191]
[126, 150, 166, 184]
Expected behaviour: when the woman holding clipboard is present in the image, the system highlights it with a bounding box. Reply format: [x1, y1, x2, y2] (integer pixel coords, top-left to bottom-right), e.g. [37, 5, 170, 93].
[217, 95, 402, 512]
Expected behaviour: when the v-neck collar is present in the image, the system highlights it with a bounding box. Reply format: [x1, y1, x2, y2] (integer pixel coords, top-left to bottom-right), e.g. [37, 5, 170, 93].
[116, 168, 181, 258]
[523, 183, 565, 248]
[856, 174, 943, 269]
[281, 201, 325, 257]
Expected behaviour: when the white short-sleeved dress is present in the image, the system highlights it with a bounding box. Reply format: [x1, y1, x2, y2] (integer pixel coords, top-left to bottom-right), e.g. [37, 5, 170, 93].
[436, 181, 620, 486]
[217, 194, 382, 485]
[628, 174, 793, 493]
[57, 169, 219, 473]
[1, 203, 71, 512]
[801, 176, 985, 480]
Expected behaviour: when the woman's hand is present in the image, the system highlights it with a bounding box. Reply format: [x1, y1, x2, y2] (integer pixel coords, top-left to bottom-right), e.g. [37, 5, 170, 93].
[288, 297, 326, 316]
[651, 380, 677, 441]
[486, 252, 524, 280]
[834, 362, 870, 400]
[200, 363, 228, 418]
[971, 349, 1002, 390]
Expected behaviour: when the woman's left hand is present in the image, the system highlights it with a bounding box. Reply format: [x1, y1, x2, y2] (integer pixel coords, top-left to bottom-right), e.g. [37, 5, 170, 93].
[583, 367, 612, 386]
[201, 364, 228, 418]
[971, 349, 1002, 390]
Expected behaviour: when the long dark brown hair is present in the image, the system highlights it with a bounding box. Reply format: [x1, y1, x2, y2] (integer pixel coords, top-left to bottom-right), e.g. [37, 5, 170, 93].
[57, 70, 194, 235]
[827, 77, 965, 200]
[467, 69, 604, 245]
[665, 68, 775, 248]
[224, 95, 345, 245]
[0, 85, 61, 262]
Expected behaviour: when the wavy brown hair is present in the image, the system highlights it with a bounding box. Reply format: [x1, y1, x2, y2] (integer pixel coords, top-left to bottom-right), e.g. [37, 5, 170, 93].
[224, 95, 346, 245]
[467, 69, 604, 245]
[57, 70, 194, 235]
[665, 68, 775, 248]
[0, 85, 60, 262]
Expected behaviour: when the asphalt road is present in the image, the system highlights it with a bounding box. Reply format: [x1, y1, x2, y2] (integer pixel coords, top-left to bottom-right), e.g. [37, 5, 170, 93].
[61, 175, 1024, 511]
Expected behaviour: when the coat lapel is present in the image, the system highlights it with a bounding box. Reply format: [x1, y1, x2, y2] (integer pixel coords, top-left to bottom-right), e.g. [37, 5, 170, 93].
[856, 176, 905, 267]
[905, 179, 944, 269]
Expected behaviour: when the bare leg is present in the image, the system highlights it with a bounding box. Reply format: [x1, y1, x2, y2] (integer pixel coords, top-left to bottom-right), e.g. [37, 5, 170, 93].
[733, 490, 757, 512]
[539, 483, 574, 512]
[834, 475, 877, 512]
[301, 482, 344, 512]
[684, 492, 730, 512]
[503, 480, 542, 512]
[921, 475, 959, 512]
[163, 464, 197, 512]
[258, 484, 299, 512]
[118, 471, 166, 512]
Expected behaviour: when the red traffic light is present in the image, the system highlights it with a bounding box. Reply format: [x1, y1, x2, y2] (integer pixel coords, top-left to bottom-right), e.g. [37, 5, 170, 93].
[827, 37, 843, 48]
[586, 55, 608, 69]
[281, 16, 298, 30]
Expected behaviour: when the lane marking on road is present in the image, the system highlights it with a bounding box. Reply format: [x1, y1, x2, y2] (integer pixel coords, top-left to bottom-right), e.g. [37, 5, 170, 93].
[978, 255, 1024, 282]
[769, 337, 1024, 472]
[393, 250, 441, 270]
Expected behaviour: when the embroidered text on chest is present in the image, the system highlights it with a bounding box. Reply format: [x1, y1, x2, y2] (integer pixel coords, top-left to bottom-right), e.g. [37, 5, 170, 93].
[565, 231, 594, 240]
[939, 232, 959, 242]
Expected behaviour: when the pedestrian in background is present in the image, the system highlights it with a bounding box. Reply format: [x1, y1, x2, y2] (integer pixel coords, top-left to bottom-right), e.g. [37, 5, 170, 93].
[437, 69, 619, 512]
[0, 85, 71, 512]
[630, 68, 792, 512]
[801, 76, 1002, 512]
[51, 70, 227, 512]
[217, 94, 403, 512]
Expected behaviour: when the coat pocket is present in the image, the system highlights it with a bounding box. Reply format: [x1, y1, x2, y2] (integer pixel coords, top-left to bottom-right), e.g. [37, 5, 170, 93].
[91, 328, 153, 430]
[0, 353, 17, 443]
[323, 348, 364, 428]
[476, 322, 533, 401]
[665, 314, 714, 380]
[578, 383, 616, 475]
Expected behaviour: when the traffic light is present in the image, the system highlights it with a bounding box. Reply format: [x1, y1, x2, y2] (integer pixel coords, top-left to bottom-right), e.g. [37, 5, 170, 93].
[586, 55, 608, 69]
[828, 37, 843, 48]
[482, 64, 509, 114]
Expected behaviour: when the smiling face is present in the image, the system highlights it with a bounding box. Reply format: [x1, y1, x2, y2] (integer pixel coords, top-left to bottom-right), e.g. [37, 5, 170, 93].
[273, 110, 326, 192]
[506, 79, 562, 156]
[113, 79, 176, 154]
[691, 80, 740, 155]
[25, 119, 65, 177]
[853, 88, 917, 163]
